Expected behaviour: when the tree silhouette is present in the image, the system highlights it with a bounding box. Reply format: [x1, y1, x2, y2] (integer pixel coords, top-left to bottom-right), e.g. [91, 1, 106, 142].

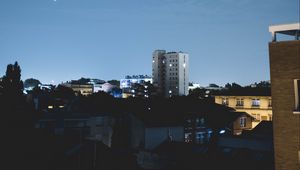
[107, 80, 120, 86]
[1, 61, 24, 98]
[24, 78, 41, 89]
[52, 85, 75, 100]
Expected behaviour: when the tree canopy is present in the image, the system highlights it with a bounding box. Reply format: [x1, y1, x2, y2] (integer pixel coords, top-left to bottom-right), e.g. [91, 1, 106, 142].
[24, 78, 41, 88]
[0, 61, 24, 98]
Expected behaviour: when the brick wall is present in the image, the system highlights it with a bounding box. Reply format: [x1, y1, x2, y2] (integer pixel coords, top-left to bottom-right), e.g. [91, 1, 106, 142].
[269, 40, 300, 170]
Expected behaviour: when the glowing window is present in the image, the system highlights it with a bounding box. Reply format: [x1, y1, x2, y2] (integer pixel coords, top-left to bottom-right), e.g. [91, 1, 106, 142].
[252, 99, 260, 107]
[240, 117, 247, 128]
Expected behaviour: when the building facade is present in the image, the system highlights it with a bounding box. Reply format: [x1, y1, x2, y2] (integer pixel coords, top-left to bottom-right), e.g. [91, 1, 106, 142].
[62, 83, 93, 96]
[268, 23, 300, 170]
[120, 75, 152, 89]
[215, 95, 272, 128]
[120, 75, 153, 98]
[152, 50, 189, 97]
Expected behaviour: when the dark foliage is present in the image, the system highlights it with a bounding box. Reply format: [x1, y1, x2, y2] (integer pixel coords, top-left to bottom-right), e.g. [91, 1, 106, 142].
[107, 80, 120, 86]
[24, 78, 41, 88]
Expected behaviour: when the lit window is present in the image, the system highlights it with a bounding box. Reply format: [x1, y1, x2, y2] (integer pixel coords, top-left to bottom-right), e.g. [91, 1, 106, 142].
[48, 106, 54, 109]
[240, 117, 247, 128]
[169, 64, 172, 67]
[59, 105, 64, 108]
[252, 99, 260, 107]
[169, 90, 172, 94]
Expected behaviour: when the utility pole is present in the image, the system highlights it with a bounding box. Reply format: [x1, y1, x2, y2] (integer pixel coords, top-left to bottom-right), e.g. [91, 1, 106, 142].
[78, 129, 82, 169]
[93, 140, 97, 168]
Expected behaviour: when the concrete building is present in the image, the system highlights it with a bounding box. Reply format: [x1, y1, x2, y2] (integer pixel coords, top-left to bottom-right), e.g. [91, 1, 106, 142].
[268, 23, 300, 170]
[215, 95, 272, 128]
[152, 50, 189, 97]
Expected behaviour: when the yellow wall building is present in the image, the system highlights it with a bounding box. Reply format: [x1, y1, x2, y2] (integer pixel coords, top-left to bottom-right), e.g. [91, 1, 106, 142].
[215, 95, 272, 128]
[62, 84, 93, 96]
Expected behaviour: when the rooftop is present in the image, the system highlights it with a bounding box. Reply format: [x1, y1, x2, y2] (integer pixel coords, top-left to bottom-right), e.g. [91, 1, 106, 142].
[269, 23, 300, 42]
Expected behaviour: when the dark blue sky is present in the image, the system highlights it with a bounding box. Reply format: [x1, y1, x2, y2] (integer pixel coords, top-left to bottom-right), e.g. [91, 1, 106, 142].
[0, 0, 299, 86]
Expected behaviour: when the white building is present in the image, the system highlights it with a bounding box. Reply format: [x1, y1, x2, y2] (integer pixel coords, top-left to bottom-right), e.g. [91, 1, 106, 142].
[93, 82, 116, 93]
[152, 50, 189, 97]
[188, 83, 201, 91]
[120, 75, 152, 89]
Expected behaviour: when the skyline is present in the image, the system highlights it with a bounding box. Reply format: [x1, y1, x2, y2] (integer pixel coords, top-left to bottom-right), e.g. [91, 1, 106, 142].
[0, 0, 299, 86]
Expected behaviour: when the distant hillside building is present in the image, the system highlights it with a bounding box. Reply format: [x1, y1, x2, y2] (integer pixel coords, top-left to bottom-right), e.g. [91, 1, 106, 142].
[120, 75, 152, 89]
[62, 83, 93, 96]
[152, 50, 189, 97]
[120, 75, 153, 98]
[268, 23, 300, 170]
[93, 83, 116, 93]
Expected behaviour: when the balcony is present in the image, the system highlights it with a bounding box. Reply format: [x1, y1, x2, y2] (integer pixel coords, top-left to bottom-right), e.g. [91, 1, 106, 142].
[235, 105, 244, 109]
[251, 105, 260, 108]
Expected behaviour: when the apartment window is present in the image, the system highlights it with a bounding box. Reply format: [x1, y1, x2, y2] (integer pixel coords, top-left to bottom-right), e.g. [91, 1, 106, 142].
[294, 79, 300, 113]
[222, 98, 229, 106]
[268, 99, 272, 107]
[240, 117, 247, 128]
[236, 98, 244, 107]
[252, 99, 260, 107]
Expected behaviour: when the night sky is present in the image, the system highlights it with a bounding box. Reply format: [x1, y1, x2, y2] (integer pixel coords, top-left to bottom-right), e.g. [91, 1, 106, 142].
[0, 0, 299, 86]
